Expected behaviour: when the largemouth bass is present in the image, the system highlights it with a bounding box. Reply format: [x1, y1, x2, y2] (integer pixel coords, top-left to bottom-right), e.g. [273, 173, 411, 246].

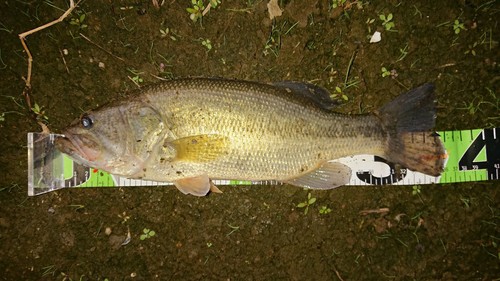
[55, 78, 446, 196]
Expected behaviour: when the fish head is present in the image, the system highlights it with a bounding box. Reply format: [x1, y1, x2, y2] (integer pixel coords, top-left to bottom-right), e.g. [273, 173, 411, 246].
[55, 102, 167, 177]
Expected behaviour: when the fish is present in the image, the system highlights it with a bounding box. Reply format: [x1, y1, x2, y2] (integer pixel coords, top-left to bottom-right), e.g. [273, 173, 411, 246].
[55, 78, 446, 196]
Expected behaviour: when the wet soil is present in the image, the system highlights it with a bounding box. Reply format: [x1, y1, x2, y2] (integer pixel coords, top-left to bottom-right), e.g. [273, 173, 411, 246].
[0, 0, 499, 280]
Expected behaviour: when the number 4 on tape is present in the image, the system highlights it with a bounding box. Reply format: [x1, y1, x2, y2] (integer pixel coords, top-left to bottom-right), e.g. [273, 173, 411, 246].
[458, 128, 500, 180]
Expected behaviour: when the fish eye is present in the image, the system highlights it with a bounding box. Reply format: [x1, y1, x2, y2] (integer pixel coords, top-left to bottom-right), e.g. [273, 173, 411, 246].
[80, 114, 94, 129]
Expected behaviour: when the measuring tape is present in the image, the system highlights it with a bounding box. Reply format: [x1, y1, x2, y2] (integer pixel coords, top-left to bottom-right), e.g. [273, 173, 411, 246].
[27, 128, 499, 196]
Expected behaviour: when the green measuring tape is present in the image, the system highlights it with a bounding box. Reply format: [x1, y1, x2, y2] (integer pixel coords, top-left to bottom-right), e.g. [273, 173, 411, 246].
[27, 128, 499, 196]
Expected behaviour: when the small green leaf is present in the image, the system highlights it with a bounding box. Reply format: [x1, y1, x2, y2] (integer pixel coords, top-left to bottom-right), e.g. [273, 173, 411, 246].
[297, 202, 307, 208]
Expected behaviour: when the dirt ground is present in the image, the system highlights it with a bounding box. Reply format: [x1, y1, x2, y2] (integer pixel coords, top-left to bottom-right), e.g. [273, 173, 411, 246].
[0, 0, 499, 280]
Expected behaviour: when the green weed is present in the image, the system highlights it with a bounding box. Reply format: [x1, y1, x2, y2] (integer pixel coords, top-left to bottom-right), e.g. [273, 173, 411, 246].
[140, 228, 156, 240]
[453, 19, 466, 34]
[127, 68, 144, 86]
[69, 13, 88, 29]
[319, 205, 332, 215]
[187, 0, 220, 22]
[226, 224, 240, 237]
[412, 185, 421, 196]
[365, 18, 375, 34]
[395, 43, 409, 62]
[263, 20, 298, 57]
[41, 265, 56, 277]
[201, 39, 212, 51]
[297, 192, 316, 215]
[332, 86, 349, 101]
[464, 42, 478, 56]
[457, 94, 497, 116]
[331, 0, 347, 9]
[412, 185, 424, 203]
[331, 51, 360, 101]
[0, 21, 13, 33]
[187, 0, 205, 22]
[0, 49, 6, 69]
[159, 27, 177, 41]
[379, 13, 395, 31]
[381, 67, 391, 77]
[0, 183, 20, 192]
[69, 204, 85, 211]
[31, 103, 49, 121]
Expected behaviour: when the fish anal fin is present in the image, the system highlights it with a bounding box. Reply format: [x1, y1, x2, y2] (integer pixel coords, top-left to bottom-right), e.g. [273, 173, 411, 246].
[174, 174, 212, 196]
[169, 134, 230, 162]
[284, 162, 352, 189]
[210, 182, 223, 194]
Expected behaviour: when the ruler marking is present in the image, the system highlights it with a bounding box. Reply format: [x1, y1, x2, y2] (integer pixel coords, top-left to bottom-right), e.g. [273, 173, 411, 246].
[27, 127, 500, 195]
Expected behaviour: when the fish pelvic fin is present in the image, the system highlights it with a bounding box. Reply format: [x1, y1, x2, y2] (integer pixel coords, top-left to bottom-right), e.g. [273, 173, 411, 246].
[376, 83, 446, 176]
[284, 162, 352, 189]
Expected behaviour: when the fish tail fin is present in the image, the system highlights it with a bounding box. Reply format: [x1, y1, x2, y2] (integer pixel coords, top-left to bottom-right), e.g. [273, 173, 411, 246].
[377, 83, 446, 176]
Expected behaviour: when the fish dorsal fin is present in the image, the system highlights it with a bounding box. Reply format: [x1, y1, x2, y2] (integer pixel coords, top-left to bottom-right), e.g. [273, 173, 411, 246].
[273, 81, 339, 110]
[284, 162, 352, 189]
[168, 134, 230, 162]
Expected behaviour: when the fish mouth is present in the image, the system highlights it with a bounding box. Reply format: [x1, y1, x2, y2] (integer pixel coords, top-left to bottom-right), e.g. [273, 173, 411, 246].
[55, 134, 100, 164]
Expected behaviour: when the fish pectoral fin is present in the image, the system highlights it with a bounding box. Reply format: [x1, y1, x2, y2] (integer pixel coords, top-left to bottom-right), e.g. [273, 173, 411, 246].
[169, 134, 230, 162]
[284, 162, 352, 190]
[174, 174, 214, 196]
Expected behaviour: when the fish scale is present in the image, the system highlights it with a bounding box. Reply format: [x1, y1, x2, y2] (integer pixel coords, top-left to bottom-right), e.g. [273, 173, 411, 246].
[141, 79, 384, 180]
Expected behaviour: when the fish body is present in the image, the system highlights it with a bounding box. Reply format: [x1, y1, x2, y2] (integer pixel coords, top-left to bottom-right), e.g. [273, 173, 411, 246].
[56, 78, 446, 196]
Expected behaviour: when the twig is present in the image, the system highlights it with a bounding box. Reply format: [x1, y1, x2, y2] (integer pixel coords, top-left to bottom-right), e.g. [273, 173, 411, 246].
[344, 50, 357, 86]
[333, 266, 345, 281]
[79, 33, 125, 62]
[127, 76, 142, 88]
[202, 2, 213, 16]
[19, 0, 78, 94]
[18, 0, 79, 133]
[59, 49, 70, 74]
[359, 207, 390, 215]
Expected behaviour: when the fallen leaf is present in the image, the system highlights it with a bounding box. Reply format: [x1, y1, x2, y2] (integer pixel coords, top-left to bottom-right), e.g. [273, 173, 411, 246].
[267, 0, 282, 20]
[370, 31, 381, 43]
